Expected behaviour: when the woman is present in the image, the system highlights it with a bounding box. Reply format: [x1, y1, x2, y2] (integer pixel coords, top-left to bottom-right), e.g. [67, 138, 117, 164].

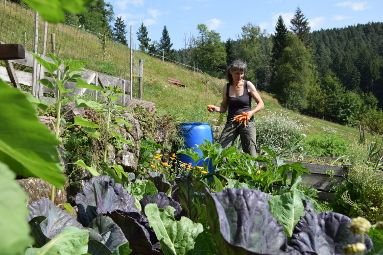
[207, 59, 264, 156]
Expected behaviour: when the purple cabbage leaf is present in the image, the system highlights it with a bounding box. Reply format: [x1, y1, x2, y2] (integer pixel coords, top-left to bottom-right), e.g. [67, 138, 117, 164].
[290, 209, 373, 254]
[75, 175, 138, 226]
[206, 188, 290, 255]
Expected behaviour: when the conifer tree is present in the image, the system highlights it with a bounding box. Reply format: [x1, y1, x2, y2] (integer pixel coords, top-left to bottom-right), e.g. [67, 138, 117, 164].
[112, 16, 127, 45]
[158, 26, 173, 58]
[271, 16, 288, 64]
[137, 22, 151, 52]
[290, 7, 311, 48]
[270, 16, 288, 94]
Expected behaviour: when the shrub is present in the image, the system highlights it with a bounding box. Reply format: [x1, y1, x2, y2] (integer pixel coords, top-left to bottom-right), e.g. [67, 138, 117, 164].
[256, 112, 305, 153]
[333, 165, 383, 223]
[303, 134, 348, 157]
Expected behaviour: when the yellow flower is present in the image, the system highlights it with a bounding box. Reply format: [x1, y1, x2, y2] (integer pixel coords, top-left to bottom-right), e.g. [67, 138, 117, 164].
[201, 170, 208, 174]
[350, 217, 371, 234]
[170, 153, 176, 160]
[195, 166, 204, 170]
[154, 154, 162, 160]
[344, 243, 366, 254]
[150, 164, 156, 169]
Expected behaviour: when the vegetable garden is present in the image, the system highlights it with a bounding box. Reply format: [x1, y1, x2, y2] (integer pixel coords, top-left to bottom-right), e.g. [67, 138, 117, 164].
[1, 54, 382, 254]
[1, 1, 383, 254]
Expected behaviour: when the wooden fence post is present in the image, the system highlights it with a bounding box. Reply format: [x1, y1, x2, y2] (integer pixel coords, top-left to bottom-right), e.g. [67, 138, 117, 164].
[129, 25, 133, 100]
[122, 79, 126, 105]
[138, 59, 143, 99]
[32, 11, 39, 98]
[51, 33, 56, 54]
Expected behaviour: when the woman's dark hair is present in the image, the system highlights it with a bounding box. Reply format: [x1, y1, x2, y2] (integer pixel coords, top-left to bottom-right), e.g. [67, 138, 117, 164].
[226, 59, 247, 84]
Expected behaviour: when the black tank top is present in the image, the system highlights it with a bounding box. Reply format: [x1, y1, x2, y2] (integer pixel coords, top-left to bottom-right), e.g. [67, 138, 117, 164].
[226, 81, 252, 122]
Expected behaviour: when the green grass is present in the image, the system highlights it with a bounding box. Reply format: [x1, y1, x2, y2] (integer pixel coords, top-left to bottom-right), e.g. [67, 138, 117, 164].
[0, 1, 376, 149]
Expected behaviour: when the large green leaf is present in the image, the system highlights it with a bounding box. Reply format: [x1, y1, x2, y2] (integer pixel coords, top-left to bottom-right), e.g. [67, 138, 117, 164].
[0, 80, 65, 187]
[25, 226, 89, 255]
[145, 204, 203, 255]
[269, 189, 305, 237]
[0, 163, 33, 255]
[22, 0, 88, 23]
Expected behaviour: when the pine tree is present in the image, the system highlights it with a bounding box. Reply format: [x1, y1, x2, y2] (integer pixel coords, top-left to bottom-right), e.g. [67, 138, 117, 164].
[270, 16, 288, 93]
[113, 16, 127, 45]
[137, 23, 151, 52]
[290, 7, 311, 48]
[158, 26, 173, 58]
[271, 16, 288, 64]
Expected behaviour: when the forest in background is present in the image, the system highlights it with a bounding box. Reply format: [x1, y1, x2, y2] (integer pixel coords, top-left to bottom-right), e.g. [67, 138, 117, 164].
[7, 0, 383, 134]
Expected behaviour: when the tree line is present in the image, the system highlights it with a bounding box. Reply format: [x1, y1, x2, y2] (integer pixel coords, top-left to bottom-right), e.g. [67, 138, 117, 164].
[9, 0, 383, 134]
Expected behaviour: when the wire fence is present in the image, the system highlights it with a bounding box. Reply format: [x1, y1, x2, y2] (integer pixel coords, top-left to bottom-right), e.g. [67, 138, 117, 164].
[0, 0, 205, 76]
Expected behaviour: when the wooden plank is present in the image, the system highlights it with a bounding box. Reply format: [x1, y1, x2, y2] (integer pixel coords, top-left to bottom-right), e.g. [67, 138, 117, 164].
[5, 60, 20, 88]
[10, 50, 34, 67]
[0, 44, 25, 60]
[168, 77, 185, 87]
[0, 66, 33, 86]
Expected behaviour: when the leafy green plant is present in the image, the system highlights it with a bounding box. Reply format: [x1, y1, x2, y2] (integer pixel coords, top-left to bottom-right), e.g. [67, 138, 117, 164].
[334, 165, 383, 223]
[25, 227, 89, 255]
[145, 204, 203, 255]
[303, 133, 348, 157]
[34, 53, 84, 201]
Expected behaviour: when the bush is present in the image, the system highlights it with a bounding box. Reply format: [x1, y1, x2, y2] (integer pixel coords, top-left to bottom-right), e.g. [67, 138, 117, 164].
[333, 165, 383, 223]
[256, 112, 305, 153]
[303, 134, 348, 157]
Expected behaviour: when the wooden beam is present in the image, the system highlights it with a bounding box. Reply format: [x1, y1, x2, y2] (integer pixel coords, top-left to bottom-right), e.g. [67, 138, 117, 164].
[5, 60, 20, 88]
[0, 44, 25, 60]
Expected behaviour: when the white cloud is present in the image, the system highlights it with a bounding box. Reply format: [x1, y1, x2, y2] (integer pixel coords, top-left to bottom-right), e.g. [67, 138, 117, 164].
[143, 18, 156, 26]
[147, 8, 161, 19]
[114, 0, 144, 10]
[206, 18, 222, 30]
[333, 15, 350, 21]
[127, 0, 144, 6]
[309, 17, 326, 30]
[336, 1, 368, 11]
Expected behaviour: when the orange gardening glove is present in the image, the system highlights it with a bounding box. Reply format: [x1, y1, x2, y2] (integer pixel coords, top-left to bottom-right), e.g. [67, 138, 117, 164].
[232, 112, 250, 127]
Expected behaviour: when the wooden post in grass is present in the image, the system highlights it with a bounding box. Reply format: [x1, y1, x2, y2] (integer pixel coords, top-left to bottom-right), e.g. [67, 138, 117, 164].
[122, 79, 126, 105]
[129, 25, 133, 100]
[32, 11, 39, 97]
[51, 33, 56, 54]
[0, 43, 25, 89]
[138, 59, 143, 99]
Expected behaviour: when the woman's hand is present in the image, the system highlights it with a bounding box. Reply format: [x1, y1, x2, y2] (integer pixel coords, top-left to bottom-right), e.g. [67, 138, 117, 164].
[233, 112, 250, 127]
[207, 105, 218, 112]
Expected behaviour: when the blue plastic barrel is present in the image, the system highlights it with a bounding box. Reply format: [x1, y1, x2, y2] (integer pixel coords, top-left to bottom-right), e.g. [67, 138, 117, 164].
[178, 122, 214, 172]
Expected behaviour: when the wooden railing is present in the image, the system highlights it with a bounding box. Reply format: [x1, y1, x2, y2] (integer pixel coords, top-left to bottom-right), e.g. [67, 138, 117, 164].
[0, 48, 141, 105]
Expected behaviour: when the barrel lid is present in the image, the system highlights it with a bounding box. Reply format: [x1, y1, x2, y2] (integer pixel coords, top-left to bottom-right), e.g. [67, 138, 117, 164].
[179, 122, 210, 126]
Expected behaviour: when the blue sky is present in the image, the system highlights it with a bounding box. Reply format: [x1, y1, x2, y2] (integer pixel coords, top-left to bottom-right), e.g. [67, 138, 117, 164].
[107, 0, 383, 50]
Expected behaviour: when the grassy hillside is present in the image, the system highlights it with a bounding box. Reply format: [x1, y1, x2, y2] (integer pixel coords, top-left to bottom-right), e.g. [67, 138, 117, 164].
[0, 1, 366, 146]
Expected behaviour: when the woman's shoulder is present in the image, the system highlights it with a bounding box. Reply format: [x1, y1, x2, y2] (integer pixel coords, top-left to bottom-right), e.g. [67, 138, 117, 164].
[245, 80, 257, 91]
